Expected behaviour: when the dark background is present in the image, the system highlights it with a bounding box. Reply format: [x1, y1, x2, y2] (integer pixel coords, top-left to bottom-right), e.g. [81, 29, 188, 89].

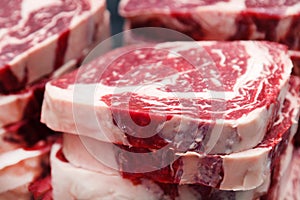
[107, 0, 124, 35]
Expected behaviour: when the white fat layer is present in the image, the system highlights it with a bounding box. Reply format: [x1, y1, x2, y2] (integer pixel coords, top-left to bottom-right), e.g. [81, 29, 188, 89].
[122, 0, 300, 16]
[0, 92, 30, 105]
[42, 83, 130, 144]
[70, 82, 233, 103]
[220, 147, 271, 190]
[0, 153, 42, 193]
[235, 170, 271, 200]
[234, 144, 294, 199]
[21, 0, 62, 20]
[0, 56, 77, 128]
[62, 133, 119, 175]
[196, 0, 246, 12]
[286, 2, 300, 15]
[0, 92, 31, 127]
[53, 142, 278, 199]
[0, 148, 44, 170]
[51, 144, 163, 200]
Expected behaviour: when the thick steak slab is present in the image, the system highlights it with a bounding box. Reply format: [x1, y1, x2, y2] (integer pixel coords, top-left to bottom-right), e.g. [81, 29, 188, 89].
[42, 41, 292, 154]
[51, 140, 293, 200]
[0, 9, 110, 127]
[0, 50, 77, 128]
[0, 79, 46, 128]
[0, 0, 107, 94]
[120, 0, 300, 51]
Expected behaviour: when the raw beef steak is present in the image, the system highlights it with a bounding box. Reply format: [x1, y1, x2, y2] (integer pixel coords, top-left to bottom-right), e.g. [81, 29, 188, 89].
[51, 139, 293, 200]
[0, 6, 110, 127]
[0, 78, 47, 128]
[42, 41, 292, 154]
[0, 0, 107, 94]
[120, 0, 300, 51]
[0, 50, 79, 128]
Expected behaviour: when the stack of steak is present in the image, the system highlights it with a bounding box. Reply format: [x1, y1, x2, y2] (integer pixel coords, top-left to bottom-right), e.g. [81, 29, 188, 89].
[41, 40, 300, 199]
[0, 0, 109, 198]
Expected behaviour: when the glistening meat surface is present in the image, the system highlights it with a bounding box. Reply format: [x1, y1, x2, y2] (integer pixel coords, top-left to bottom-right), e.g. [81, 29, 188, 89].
[42, 41, 292, 154]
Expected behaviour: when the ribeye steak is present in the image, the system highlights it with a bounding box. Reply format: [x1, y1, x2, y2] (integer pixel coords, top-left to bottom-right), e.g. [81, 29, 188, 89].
[0, 0, 106, 93]
[42, 41, 292, 155]
[120, 0, 300, 51]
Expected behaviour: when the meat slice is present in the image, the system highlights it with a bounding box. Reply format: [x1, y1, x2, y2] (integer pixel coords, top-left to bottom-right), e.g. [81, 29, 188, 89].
[51, 138, 293, 200]
[0, 7, 110, 128]
[42, 41, 292, 155]
[119, 0, 300, 51]
[0, 52, 76, 128]
[0, 113, 56, 198]
[0, 141, 51, 198]
[0, 79, 47, 127]
[0, 0, 107, 94]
